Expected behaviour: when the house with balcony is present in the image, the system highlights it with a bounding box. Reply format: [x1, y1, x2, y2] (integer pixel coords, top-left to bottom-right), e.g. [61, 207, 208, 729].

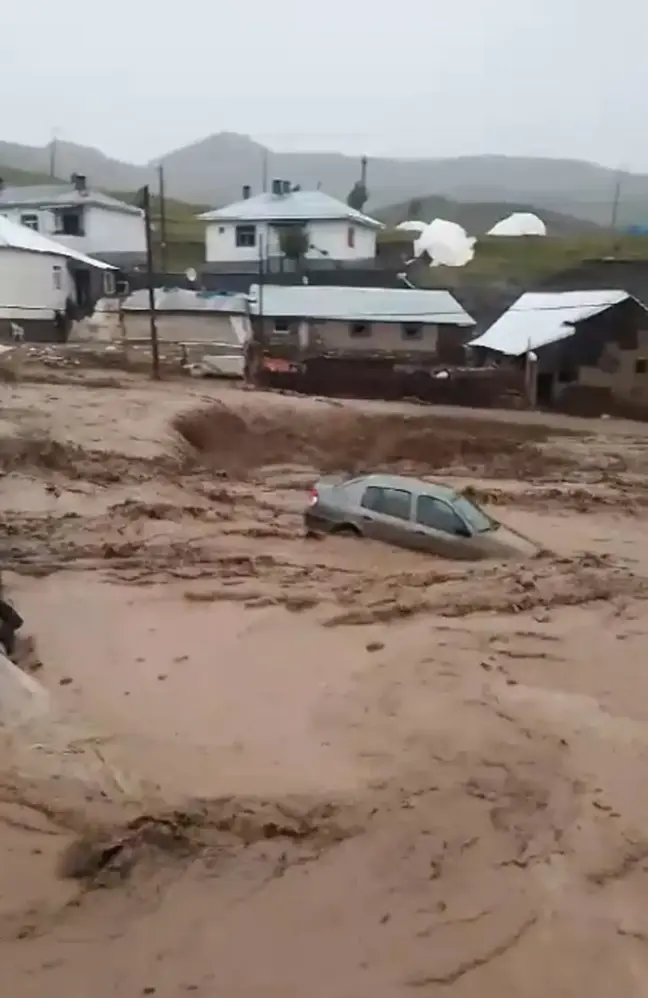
[198, 180, 383, 270]
[0, 174, 146, 264]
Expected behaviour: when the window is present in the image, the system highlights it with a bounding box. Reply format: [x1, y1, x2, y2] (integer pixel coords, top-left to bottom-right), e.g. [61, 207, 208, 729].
[635, 358, 648, 374]
[54, 207, 84, 236]
[416, 495, 467, 535]
[235, 224, 256, 248]
[402, 323, 423, 341]
[347, 226, 356, 249]
[52, 265, 62, 291]
[273, 318, 291, 333]
[361, 486, 412, 521]
[20, 213, 39, 231]
[218, 226, 226, 234]
[350, 322, 371, 338]
[452, 495, 492, 534]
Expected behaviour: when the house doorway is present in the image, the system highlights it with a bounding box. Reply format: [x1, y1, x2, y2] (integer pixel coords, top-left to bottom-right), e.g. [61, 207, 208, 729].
[536, 372, 554, 405]
[73, 268, 91, 312]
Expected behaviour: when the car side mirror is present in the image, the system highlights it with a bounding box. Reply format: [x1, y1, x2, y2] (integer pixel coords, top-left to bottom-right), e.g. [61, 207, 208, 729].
[456, 523, 471, 538]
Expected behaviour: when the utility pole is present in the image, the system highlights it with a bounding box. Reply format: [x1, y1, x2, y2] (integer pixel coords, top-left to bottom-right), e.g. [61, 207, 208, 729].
[157, 164, 168, 272]
[610, 171, 622, 230]
[49, 131, 58, 179]
[138, 185, 161, 380]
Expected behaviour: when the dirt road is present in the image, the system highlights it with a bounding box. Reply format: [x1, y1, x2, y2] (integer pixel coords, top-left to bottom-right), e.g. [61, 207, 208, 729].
[3, 375, 648, 995]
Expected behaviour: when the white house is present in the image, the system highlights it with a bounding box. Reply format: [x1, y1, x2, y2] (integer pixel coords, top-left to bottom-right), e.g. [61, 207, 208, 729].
[0, 174, 146, 260]
[0, 215, 115, 338]
[198, 180, 383, 266]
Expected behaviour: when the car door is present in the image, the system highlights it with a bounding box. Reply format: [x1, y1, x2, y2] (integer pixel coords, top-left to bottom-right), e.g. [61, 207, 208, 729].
[358, 485, 414, 548]
[411, 493, 478, 559]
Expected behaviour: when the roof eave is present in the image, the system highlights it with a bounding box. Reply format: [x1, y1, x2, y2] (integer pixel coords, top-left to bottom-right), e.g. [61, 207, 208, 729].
[197, 211, 382, 229]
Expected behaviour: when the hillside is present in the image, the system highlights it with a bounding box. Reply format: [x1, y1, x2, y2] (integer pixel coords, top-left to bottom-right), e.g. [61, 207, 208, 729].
[374, 195, 601, 236]
[1, 133, 648, 227]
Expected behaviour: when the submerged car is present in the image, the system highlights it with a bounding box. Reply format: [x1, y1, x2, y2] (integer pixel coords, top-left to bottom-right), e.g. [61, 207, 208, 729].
[304, 473, 525, 561]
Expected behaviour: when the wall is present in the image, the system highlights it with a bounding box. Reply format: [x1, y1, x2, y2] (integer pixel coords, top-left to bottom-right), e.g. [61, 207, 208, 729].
[0, 248, 69, 319]
[310, 319, 439, 355]
[0, 205, 145, 256]
[205, 219, 377, 264]
[121, 311, 248, 346]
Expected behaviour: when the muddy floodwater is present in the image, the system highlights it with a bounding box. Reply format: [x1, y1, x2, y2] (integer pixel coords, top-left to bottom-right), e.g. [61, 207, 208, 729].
[4, 373, 648, 996]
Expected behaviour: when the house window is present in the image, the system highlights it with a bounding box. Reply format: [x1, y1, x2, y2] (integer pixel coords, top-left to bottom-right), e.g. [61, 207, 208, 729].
[54, 207, 84, 236]
[52, 265, 62, 290]
[402, 323, 423, 340]
[235, 224, 256, 248]
[635, 358, 648, 374]
[273, 318, 291, 333]
[20, 213, 39, 231]
[350, 322, 371, 338]
[218, 226, 225, 234]
[347, 226, 356, 248]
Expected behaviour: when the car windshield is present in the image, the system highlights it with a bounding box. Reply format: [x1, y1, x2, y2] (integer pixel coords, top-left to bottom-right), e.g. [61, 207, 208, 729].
[451, 495, 494, 534]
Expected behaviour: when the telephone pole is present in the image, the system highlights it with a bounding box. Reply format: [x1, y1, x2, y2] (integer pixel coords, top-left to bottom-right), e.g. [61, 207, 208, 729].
[138, 185, 161, 379]
[157, 164, 168, 272]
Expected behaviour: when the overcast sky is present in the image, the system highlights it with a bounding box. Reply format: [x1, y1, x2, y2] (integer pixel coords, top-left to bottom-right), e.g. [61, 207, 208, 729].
[2, 0, 646, 168]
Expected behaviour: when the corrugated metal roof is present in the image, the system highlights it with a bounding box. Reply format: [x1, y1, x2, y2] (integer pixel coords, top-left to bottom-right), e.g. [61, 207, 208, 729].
[0, 216, 115, 270]
[122, 288, 247, 312]
[469, 290, 633, 356]
[248, 284, 474, 325]
[0, 184, 142, 215]
[198, 190, 382, 229]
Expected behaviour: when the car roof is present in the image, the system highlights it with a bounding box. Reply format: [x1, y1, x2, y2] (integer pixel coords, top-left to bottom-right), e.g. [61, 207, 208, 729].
[346, 473, 458, 499]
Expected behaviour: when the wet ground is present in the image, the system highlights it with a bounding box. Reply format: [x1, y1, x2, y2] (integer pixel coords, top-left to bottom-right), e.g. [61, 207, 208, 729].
[3, 374, 648, 995]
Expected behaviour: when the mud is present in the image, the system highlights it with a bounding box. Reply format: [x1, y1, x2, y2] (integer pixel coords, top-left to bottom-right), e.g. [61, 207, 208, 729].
[4, 379, 648, 995]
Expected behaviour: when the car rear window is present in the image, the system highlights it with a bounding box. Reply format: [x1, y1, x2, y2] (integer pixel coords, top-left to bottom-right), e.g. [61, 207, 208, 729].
[361, 486, 412, 521]
[416, 495, 465, 534]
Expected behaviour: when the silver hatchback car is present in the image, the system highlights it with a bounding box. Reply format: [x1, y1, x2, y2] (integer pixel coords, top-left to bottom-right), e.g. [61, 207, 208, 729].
[304, 473, 523, 560]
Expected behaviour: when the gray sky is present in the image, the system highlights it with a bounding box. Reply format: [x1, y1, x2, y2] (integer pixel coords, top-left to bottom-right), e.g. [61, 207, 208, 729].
[2, 0, 646, 168]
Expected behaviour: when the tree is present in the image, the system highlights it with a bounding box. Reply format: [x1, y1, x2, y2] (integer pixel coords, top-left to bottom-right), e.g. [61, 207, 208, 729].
[278, 225, 310, 266]
[347, 181, 369, 212]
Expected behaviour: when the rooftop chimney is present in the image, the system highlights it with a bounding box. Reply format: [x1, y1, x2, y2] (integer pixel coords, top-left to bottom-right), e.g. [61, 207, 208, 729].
[71, 173, 87, 194]
[242, 184, 251, 200]
[282, 180, 292, 195]
[271, 178, 283, 196]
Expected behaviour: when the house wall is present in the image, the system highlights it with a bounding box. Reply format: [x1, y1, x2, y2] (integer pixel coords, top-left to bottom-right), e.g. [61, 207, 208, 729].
[0, 248, 72, 319]
[309, 319, 439, 355]
[120, 311, 249, 346]
[0, 205, 145, 256]
[205, 219, 376, 264]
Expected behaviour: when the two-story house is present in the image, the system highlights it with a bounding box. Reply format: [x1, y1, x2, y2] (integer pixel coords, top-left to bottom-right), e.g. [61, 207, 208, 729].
[0, 174, 146, 263]
[198, 180, 383, 268]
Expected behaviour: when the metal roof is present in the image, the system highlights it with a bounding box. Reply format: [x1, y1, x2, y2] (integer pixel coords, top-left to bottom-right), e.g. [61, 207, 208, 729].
[0, 216, 115, 270]
[198, 190, 382, 229]
[122, 288, 247, 312]
[0, 184, 142, 216]
[248, 285, 474, 325]
[469, 290, 633, 356]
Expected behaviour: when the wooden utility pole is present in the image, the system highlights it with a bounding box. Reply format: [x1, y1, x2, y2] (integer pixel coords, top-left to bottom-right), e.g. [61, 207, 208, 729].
[157, 164, 168, 272]
[138, 185, 161, 379]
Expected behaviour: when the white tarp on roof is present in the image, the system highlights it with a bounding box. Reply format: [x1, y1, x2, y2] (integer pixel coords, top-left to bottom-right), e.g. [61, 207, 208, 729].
[248, 284, 475, 325]
[487, 212, 547, 237]
[396, 220, 428, 233]
[469, 290, 632, 356]
[0, 216, 114, 269]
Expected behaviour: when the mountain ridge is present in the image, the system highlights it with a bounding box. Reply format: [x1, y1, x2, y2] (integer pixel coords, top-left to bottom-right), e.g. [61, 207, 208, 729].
[0, 133, 646, 228]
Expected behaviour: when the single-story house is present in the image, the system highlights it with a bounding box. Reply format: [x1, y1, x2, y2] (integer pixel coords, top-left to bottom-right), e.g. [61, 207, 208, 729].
[0, 215, 115, 341]
[247, 283, 474, 363]
[469, 290, 648, 407]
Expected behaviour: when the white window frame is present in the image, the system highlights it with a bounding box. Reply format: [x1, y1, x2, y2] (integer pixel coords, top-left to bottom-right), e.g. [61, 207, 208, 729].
[20, 212, 39, 231]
